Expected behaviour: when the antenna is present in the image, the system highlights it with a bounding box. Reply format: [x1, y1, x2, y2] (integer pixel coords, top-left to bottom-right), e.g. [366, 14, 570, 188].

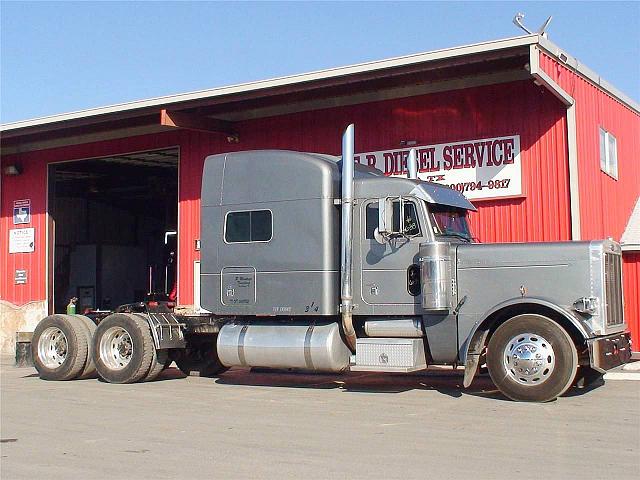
[513, 13, 553, 38]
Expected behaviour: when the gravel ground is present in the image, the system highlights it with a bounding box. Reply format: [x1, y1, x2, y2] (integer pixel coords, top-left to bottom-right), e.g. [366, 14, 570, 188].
[1, 357, 639, 480]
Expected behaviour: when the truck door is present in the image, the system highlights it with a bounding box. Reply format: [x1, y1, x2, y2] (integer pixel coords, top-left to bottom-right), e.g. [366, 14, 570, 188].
[360, 197, 427, 307]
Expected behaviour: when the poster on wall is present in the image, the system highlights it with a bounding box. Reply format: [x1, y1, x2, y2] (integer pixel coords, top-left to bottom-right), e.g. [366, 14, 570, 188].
[355, 135, 522, 200]
[13, 199, 31, 224]
[9, 228, 35, 253]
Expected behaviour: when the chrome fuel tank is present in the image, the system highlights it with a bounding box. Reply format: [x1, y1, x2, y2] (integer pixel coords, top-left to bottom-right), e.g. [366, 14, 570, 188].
[217, 321, 351, 372]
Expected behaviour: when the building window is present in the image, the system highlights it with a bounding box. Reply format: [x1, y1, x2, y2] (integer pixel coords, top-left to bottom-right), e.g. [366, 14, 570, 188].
[225, 210, 272, 243]
[599, 127, 618, 179]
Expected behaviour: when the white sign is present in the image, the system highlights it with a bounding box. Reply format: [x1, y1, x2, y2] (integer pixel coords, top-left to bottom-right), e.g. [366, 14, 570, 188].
[9, 228, 35, 253]
[355, 135, 521, 200]
[15, 270, 27, 285]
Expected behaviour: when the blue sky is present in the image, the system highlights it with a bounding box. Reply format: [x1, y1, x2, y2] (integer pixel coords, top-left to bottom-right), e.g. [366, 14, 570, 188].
[1, 1, 638, 123]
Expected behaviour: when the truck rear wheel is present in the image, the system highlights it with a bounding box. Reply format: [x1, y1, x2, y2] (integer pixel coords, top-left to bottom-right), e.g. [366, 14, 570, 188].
[71, 314, 98, 379]
[93, 313, 154, 384]
[486, 314, 578, 402]
[32, 315, 89, 381]
[143, 349, 170, 382]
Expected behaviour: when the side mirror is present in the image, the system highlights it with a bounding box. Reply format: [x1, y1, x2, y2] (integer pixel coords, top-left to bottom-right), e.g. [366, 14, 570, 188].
[378, 197, 394, 236]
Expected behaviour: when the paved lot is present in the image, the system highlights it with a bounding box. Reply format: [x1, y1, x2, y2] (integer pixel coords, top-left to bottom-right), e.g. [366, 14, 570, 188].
[1, 357, 639, 480]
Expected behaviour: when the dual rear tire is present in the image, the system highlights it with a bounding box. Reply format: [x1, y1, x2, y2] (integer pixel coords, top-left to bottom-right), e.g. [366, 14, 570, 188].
[92, 313, 168, 384]
[32, 313, 168, 383]
[32, 314, 96, 381]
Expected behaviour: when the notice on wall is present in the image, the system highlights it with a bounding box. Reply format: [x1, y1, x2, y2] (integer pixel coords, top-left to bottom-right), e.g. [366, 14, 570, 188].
[13, 199, 31, 224]
[9, 228, 35, 253]
[355, 135, 522, 200]
[15, 270, 27, 285]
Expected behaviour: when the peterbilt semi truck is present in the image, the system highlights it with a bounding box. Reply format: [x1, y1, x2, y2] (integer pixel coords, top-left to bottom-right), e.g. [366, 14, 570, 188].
[31, 125, 631, 402]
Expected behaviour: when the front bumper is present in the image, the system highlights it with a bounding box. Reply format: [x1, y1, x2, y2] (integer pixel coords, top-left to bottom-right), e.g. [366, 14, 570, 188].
[587, 332, 632, 373]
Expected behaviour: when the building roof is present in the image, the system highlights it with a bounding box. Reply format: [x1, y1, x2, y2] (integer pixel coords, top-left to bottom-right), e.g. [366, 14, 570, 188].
[622, 197, 640, 251]
[1, 34, 638, 153]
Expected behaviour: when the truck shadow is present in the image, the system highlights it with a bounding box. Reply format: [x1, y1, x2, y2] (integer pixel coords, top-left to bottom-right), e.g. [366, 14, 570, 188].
[211, 368, 606, 401]
[212, 367, 503, 399]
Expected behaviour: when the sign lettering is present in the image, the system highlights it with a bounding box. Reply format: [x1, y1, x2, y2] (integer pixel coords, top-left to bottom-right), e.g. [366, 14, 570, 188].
[355, 135, 522, 200]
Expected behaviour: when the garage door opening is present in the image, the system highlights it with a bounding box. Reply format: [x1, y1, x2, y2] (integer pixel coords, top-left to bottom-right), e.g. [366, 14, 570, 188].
[48, 148, 179, 314]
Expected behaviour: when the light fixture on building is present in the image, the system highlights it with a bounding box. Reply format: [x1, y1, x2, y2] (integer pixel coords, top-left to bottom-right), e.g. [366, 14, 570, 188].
[3, 164, 22, 176]
[400, 140, 418, 147]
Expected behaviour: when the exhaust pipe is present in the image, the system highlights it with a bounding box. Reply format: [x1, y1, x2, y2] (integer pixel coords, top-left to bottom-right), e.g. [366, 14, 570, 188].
[407, 148, 418, 179]
[340, 124, 357, 351]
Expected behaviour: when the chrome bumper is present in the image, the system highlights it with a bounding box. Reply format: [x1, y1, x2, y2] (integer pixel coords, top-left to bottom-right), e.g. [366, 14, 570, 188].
[587, 332, 632, 373]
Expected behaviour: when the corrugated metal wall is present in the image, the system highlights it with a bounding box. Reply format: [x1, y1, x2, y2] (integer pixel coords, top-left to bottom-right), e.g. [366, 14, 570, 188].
[0, 155, 48, 306]
[1, 79, 572, 309]
[623, 253, 640, 351]
[1, 132, 184, 305]
[539, 51, 640, 241]
[540, 51, 640, 348]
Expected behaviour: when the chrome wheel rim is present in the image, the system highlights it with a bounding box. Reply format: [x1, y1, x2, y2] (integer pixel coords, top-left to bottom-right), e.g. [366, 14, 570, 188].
[38, 327, 68, 368]
[503, 333, 555, 385]
[100, 326, 133, 370]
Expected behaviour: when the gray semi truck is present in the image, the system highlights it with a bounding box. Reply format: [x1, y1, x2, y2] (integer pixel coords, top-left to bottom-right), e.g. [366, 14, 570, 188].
[31, 125, 631, 402]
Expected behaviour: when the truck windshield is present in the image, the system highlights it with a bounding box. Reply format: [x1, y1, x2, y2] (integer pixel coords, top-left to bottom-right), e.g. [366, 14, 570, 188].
[430, 204, 472, 241]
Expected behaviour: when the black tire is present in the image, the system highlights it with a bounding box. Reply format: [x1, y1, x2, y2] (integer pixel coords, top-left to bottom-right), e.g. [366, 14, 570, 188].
[487, 314, 578, 402]
[71, 314, 98, 379]
[32, 315, 89, 381]
[93, 313, 155, 384]
[175, 334, 228, 377]
[143, 349, 169, 382]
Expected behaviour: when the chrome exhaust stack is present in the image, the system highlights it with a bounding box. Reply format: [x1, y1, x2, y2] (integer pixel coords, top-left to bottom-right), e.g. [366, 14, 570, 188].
[407, 148, 418, 179]
[340, 124, 357, 351]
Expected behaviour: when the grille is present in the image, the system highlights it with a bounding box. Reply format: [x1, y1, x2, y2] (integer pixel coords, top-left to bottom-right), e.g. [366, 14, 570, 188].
[604, 253, 624, 327]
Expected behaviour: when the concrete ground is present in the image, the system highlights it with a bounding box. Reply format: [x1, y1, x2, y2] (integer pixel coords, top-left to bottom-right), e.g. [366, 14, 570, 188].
[1, 357, 638, 480]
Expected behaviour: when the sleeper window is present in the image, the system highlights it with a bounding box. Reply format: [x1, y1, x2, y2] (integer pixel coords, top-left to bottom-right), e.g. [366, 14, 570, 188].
[225, 210, 272, 243]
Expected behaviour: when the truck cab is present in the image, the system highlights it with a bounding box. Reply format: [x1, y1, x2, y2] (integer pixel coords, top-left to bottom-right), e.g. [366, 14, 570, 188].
[354, 175, 474, 316]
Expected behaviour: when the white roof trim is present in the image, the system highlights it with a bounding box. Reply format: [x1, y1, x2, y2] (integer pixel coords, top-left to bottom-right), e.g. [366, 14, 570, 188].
[537, 37, 639, 114]
[2, 33, 637, 133]
[621, 196, 640, 251]
[0, 35, 541, 132]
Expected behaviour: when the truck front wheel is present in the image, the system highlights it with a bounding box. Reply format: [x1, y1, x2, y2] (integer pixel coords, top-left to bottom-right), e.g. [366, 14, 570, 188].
[486, 314, 578, 402]
[93, 314, 155, 384]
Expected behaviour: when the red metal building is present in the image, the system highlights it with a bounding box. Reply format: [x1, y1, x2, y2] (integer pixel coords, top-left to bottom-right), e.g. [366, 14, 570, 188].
[1, 35, 639, 354]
